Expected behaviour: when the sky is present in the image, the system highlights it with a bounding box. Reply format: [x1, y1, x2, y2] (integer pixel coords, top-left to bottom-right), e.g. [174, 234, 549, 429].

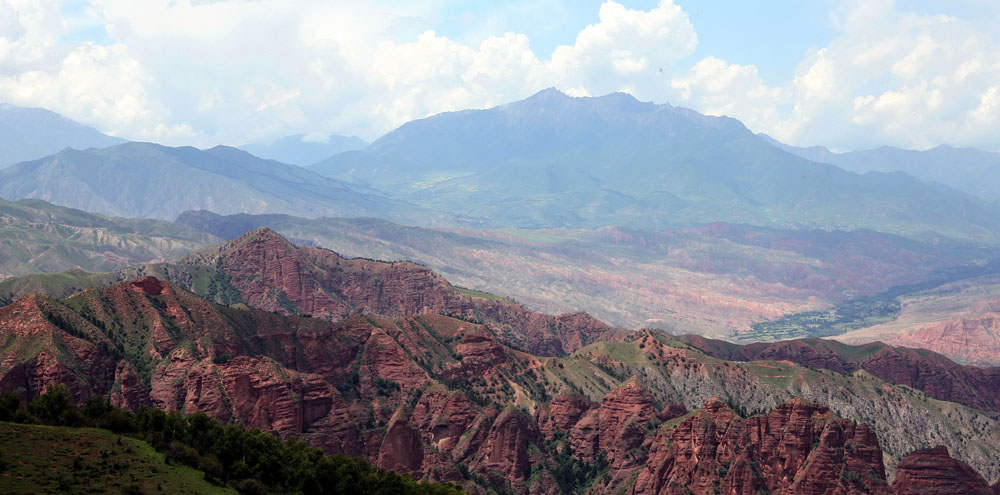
[1, 0, 1000, 152]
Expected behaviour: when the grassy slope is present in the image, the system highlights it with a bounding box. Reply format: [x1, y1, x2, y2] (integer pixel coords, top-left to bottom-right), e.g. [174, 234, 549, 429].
[0, 422, 234, 495]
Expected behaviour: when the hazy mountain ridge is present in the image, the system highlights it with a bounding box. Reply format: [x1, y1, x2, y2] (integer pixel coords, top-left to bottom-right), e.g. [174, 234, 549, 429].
[174, 209, 988, 336]
[0, 197, 217, 280]
[833, 274, 1000, 365]
[0, 141, 432, 225]
[311, 89, 1000, 241]
[763, 134, 1000, 203]
[0, 103, 126, 168]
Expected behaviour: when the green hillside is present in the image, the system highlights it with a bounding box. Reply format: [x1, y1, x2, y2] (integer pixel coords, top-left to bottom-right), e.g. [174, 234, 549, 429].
[0, 422, 234, 495]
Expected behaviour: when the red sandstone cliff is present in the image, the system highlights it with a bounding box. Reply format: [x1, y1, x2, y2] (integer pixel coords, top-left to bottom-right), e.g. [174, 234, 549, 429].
[892, 446, 994, 495]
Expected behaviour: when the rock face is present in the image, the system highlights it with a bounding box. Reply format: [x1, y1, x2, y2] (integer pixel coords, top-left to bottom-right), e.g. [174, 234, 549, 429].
[681, 335, 1000, 413]
[632, 398, 890, 495]
[892, 447, 994, 495]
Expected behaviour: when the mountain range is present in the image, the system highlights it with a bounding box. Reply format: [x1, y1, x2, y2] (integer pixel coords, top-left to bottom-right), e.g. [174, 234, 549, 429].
[762, 135, 1000, 203]
[5, 91, 1000, 243]
[3, 93, 1000, 494]
[1, 228, 998, 494]
[0, 142, 429, 224]
[172, 209, 995, 338]
[311, 88, 1000, 241]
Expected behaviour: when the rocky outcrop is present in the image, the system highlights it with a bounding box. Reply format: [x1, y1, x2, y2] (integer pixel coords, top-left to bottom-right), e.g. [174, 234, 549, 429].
[892, 446, 994, 495]
[878, 311, 1000, 366]
[110, 361, 150, 410]
[0, 295, 116, 401]
[598, 378, 657, 476]
[632, 398, 890, 495]
[173, 228, 626, 356]
[535, 393, 596, 436]
[475, 408, 541, 482]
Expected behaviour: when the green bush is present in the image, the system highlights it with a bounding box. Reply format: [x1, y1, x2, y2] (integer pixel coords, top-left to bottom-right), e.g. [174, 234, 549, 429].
[28, 384, 73, 424]
[0, 392, 19, 421]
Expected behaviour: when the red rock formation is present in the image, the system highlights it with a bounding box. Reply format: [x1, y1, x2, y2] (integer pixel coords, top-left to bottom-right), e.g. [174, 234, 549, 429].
[130, 276, 164, 295]
[378, 411, 425, 475]
[631, 398, 890, 495]
[535, 393, 596, 437]
[2, 274, 996, 495]
[892, 446, 994, 495]
[110, 361, 150, 410]
[474, 408, 541, 483]
[0, 295, 116, 401]
[598, 378, 657, 477]
[879, 311, 1000, 366]
[186, 228, 626, 356]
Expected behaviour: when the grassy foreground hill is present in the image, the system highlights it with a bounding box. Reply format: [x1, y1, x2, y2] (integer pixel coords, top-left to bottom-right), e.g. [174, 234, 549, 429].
[0, 387, 463, 495]
[0, 422, 234, 495]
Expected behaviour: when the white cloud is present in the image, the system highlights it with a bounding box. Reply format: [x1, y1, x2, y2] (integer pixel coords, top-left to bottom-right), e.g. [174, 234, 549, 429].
[670, 56, 785, 132]
[0, 0, 698, 146]
[0, 42, 157, 137]
[669, 0, 1000, 151]
[0, 1, 749, 148]
[3, 0, 998, 152]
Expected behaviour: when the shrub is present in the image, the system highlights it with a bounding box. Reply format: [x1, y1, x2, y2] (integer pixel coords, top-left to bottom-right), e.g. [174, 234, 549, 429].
[28, 384, 73, 425]
[0, 392, 19, 421]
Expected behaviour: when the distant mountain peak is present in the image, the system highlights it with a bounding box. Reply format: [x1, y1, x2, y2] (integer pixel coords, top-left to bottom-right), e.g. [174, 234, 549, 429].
[0, 103, 126, 167]
[525, 87, 569, 99]
[513, 87, 652, 112]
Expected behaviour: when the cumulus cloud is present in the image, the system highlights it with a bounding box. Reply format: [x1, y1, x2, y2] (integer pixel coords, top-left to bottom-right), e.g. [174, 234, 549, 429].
[670, 0, 1000, 151]
[2, 0, 998, 152]
[0, 0, 697, 146]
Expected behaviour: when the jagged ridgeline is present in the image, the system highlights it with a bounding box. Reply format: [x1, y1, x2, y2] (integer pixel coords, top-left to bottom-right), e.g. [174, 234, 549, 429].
[1, 229, 999, 494]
